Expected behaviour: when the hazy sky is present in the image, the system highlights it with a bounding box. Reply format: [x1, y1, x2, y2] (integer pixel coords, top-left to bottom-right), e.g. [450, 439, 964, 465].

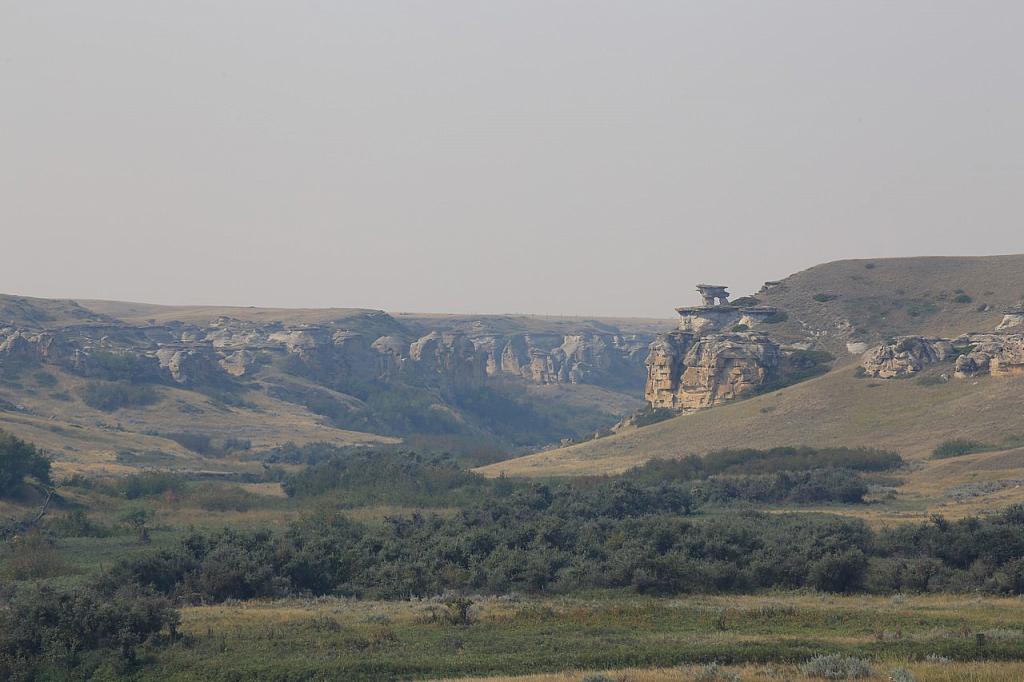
[2, 2, 1023, 318]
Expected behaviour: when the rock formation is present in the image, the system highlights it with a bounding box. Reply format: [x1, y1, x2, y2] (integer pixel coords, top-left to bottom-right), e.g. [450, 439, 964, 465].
[859, 337, 955, 379]
[997, 306, 1024, 331]
[953, 334, 1024, 378]
[0, 311, 656, 396]
[645, 331, 781, 410]
[860, 311, 1024, 379]
[645, 285, 787, 411]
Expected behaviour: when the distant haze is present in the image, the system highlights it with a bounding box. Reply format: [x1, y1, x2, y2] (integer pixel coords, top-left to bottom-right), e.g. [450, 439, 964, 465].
[3, 2, 1023, 318]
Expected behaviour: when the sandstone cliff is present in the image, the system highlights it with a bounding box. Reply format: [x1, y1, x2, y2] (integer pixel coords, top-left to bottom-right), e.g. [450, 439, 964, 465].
[0, 317, 656, 394]
[644, 332, 781, 410]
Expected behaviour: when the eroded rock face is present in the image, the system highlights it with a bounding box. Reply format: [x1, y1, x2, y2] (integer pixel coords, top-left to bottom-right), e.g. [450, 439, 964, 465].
[862, 332, 1024, 379]
[859, 337, 955, 378]
[645, 332, 781, 410]
[409, 332, 486, 392]
[953, 334, 1024, 378]
[0, 313, 657, 397]
[997, 308, 1024, 331]
[467, 333, 650, 388]
[156, 348, 224, 386]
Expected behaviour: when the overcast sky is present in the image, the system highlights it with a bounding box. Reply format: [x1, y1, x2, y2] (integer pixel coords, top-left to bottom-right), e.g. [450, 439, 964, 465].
[2, 2, 1023, 318]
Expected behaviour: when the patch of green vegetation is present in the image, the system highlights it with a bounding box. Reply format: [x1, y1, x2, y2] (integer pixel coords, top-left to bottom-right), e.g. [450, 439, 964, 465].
[931, 435, 1024, 459]
[78, 380, 161, 411]
[629, 405, 678, 429]
[31, 370, 58, 387]
[625, 446, 903, 482]
[0, 430, 50, 497]
[0, 583, 177, 680]
[906, 301, 939, 318]
[159, 432, 251, 458]
[281, 450, 490, 505]
[813, 293, 838, 303]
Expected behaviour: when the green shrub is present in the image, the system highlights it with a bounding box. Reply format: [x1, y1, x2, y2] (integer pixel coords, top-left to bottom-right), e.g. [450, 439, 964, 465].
[800, 654, 872, 679]
[888, 668, 915, 682]
[0, 584, 178, 676]
[31, 370, 58, 387]
[931, 439, 989, 459]
[629, 406, 678, 429]
[78, 380, 160, 411]
[953, 293, 973, 304]
[160, 432, 250, 457]
[813, 293, 838, 302]
[1, 531, 73, 580]
[761, 310, 789, 323]
[0, 430, 50, 495]
[99, 472, 186, 499]
[48, 509, 112, 538]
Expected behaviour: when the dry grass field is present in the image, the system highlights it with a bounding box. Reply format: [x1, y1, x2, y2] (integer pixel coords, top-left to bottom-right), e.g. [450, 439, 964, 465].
[146, 592, 1024, 680]
[445, 662, 1024, 681]
[755, 254, 1024, 348]
[0, 363, 397, 478]
[480, 367, 1024, 478]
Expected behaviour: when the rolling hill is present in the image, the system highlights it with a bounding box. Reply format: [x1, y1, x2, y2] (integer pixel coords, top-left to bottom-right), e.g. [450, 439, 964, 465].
[479, 254, 1024, 479]
[751, 254, 1024, 353]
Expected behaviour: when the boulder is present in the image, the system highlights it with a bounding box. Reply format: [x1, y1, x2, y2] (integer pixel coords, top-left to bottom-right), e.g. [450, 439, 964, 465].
[860, 337, 954, 378]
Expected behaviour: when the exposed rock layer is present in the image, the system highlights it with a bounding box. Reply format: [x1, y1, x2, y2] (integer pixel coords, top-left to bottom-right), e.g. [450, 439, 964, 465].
[861, 333, 1024, 379]
[644, 332, 781, 410]
[0, 315, 656, 394]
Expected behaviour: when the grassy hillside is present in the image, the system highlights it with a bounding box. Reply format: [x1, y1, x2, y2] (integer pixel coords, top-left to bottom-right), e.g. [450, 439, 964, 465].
[0, 364, 397, 479]
[751, 254, 1024, 352]
[479, 364, 1024, 478]
[0, 295, 118, 328]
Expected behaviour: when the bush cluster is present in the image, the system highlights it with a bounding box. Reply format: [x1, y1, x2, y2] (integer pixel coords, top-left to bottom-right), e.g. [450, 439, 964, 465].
[0, 584, 178, 680]
[97, 472, 1024, 601]
[78, 380, 160, 411]
[0, 430, 50, 496]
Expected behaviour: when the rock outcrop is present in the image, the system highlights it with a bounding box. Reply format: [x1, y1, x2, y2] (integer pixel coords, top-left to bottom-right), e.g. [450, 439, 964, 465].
[953, 334, 1024, 378]
[859, 337, 955, 378]
[645, 285, 791, 412]
[0, 312, 656, 397]
[645, 331, 781, 410]
[861, 326, 1024, 380]
[997, 307, 1024, 331]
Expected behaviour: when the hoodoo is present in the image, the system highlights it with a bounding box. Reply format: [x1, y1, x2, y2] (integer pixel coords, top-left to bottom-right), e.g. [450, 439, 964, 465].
[645, 285, 784, 410]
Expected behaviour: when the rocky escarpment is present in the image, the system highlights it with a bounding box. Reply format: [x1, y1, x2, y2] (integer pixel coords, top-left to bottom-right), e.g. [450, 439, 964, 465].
[645, 331, 781, 410]
[643, 285, 831, 413]
[860, 312, 1024, 379]
[0, 312, 656, 395]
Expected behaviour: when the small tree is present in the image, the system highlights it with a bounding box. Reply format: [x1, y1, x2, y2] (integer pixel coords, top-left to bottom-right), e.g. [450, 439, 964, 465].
[0, 431, 51, 496]
[121, 508, 153, 544]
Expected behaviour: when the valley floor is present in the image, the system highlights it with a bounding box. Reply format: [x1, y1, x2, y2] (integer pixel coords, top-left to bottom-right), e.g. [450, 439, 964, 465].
[134, 593, 1024, 680]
